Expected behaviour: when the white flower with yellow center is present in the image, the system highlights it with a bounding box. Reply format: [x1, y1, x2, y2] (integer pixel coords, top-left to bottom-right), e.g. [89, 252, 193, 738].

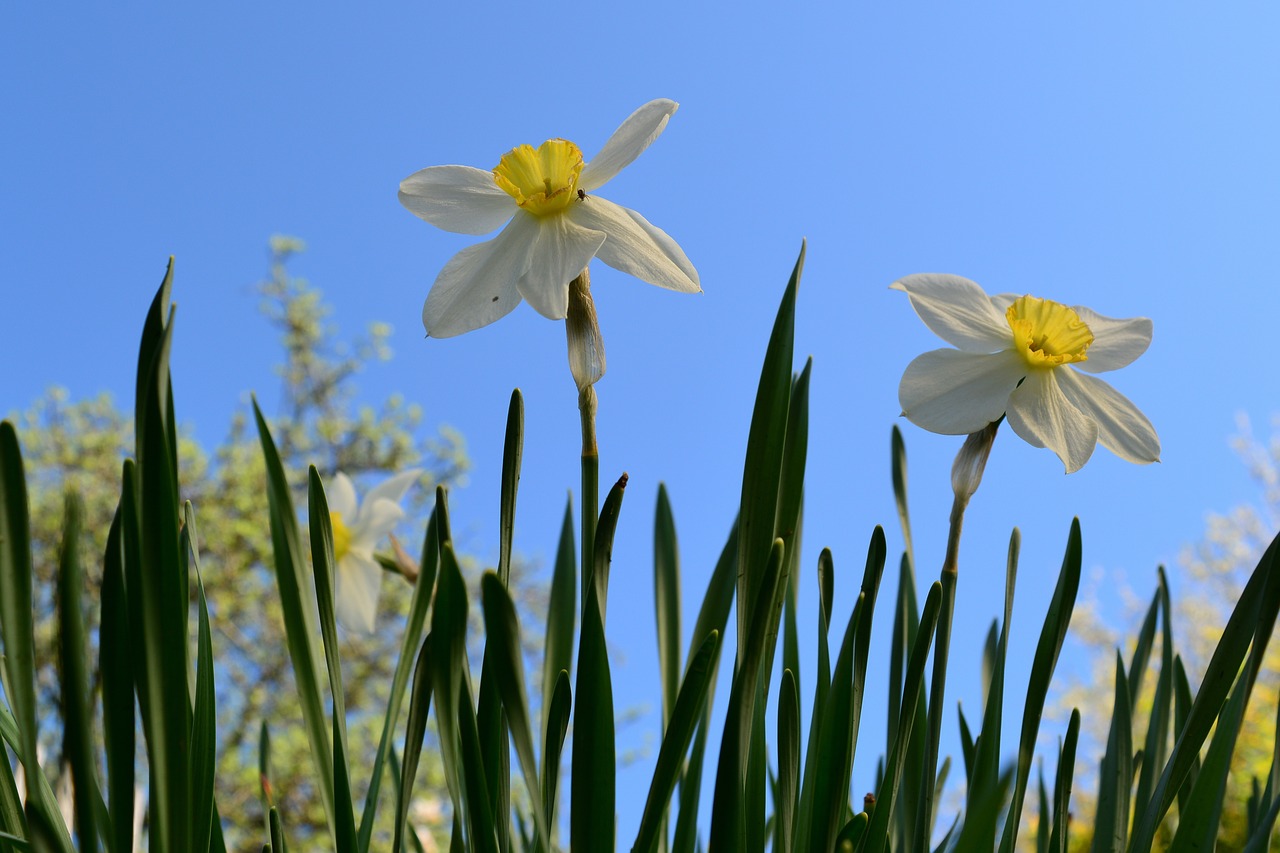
[325, 469, 422, 633]
[399, 99, 701, 338]
[893, 273, 1160, 473]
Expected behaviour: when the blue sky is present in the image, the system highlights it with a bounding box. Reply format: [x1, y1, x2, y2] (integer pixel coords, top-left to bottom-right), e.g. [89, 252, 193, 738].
[5, 2, 1280, 842]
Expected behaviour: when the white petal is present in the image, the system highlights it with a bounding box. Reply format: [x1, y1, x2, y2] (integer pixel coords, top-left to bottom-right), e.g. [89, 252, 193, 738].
[423, 216, 535, 337]
[351, 498, 406, 546]
[566, 198, 699, 292]
[363, 468, 423, 511]
[1071, 307, 1153, 374]
[1058, 369, 1161, 464]
[899, 349, 1025, 435]
[515, 215, 606, 320]
[399, 166, 515, 235]
[1006, 370, 1099, 473]
[579, 99, 678, 191]
[327, 471, 358, 519]
[890, 274, 1011, 353]
[989, 292, 1019, 312]
[335, 553, 383, 635]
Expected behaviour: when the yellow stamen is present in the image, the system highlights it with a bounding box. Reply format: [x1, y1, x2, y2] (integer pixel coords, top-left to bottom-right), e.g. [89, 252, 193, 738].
[330, 511, 351, 561]
[493, 139, 585, 217]
[1006, 295, 1093, 369]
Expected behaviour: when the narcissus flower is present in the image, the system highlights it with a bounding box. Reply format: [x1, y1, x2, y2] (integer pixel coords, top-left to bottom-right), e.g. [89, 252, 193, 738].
[893, 274, 1160, 473]
[399, 99, 701, 338]
[325, 469, 422, 633]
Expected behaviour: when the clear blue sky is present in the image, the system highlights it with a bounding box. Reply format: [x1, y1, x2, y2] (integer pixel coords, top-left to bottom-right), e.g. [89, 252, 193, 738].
[4, 2, 1279, 842]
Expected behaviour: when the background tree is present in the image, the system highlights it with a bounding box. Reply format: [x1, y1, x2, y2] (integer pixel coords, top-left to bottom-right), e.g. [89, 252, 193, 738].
[15, 237, 543, 851]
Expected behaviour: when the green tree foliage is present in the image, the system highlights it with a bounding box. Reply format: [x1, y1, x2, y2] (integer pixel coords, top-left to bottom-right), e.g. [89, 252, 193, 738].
[1059, 416, 1280, 851]
[14, 237, 478, 850]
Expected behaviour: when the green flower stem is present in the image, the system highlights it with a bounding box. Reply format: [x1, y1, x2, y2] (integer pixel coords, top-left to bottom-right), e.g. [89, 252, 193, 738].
[566, 268, 605, 620]
[580, 384, 599, 619]
[915, 421, 997, 851]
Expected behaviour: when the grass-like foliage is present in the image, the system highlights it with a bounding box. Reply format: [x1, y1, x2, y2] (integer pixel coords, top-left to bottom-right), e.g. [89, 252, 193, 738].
[1, 252, 1279, 852]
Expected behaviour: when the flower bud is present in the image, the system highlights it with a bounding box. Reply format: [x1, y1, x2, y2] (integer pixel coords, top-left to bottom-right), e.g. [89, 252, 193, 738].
[951, 420, 999, 505]
[565, 268, 606, 392]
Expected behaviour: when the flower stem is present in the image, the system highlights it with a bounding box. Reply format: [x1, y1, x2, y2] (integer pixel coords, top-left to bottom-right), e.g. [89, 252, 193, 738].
[579, 384, 599, 620]
[565, 268, 605, 620]
[914, 421, 999, 850]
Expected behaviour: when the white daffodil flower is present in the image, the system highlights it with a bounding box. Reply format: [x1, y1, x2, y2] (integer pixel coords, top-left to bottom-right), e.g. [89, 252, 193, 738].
[399, 99, 701, 338]
[893, 274, 1160, 474]
[324, 469, 422, 633]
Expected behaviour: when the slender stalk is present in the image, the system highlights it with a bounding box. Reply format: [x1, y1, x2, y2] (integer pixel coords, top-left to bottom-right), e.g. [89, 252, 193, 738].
[565, 268, 605, 618]
[913, 420, 998, 850]
[580, 384, 599, 619]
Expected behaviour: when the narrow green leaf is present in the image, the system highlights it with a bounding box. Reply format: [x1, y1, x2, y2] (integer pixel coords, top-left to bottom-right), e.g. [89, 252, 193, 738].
[480, 572, 551, 846]
[0, 424, 72, 853]
[260, 721, 274, 831]
[1170, 655, 1198, 817]
[1130, 568, 1173, 837]
[498, 388, 523, 584]
[655, 483, 682, 728]
[890, 425, 914, 580]
[541, 670, 571, 839]
[1037, 764, 1050, 853]
[1092, 652, 1132, 853]
[1130, 528, 1280, 850]
[762, 361, 812, 704]
[269, 806, 287, 853]
[396, 637, 433, 853]
[56, 495, 95, 848]
[774, 667, 799, 853]
[808, 562, 876, 850]
[958, 704, 976, 786]
[307, 469, 359, 852]
[474, 655, 509, 853]
[134, 277, 191, 852]
[0, 424, 40, 802]
[100, 503, 132, 853]
[998, 518, 1080, 853]
[590, 472, 627, 627]
[1243, 793, 1280, 853]
[836, 812, 868, 850]
[974, 529, 1020, 853]
[541, 500, 577, 752]
[1048, 709, 1079, 853]
[792, 548, 834, 853]
[359, 503, 440, 851]
[736, 243, 803, 670]
[1125, 585, 1161, 711]
[457, 684, 500, 853]
[0, 728, 24, 843]
[430, 536, 470, 834]
[632, 630, 721, 853]
[953, 769, 1014, 852]
[849, 527, 887, 772]
[253, 400, 336, 837]
[889, 552, 923, 849]
[1167, 664, 1251, 852]
[862, 581, 943, 853]
[709, 539, 785, 853]
[189, 516, 217, 853]
[671, 522, 738, 853]
[915, 564, 956, 853]
[571, 475, 628, 853]
[387, 746, 429, 853]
